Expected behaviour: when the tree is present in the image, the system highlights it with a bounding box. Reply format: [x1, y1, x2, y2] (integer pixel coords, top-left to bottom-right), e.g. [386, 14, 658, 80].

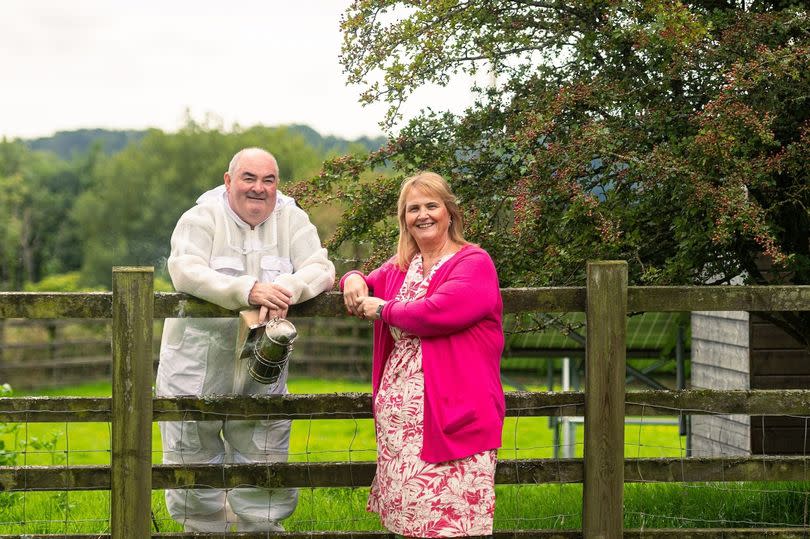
[293, 0, 809, 345]
[0, 140, 83, 289]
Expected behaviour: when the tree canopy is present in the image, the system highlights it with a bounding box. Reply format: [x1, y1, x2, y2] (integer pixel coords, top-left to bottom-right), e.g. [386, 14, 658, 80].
[292, 0, 809, 345]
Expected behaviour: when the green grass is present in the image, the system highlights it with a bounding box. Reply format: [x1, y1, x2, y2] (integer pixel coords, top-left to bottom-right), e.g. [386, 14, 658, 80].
[1, 378, 808, 533]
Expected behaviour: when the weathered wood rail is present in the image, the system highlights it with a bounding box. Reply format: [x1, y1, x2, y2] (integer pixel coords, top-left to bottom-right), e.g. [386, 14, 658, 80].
[0, 315, 371, 389]
[0, 263, 809, 538]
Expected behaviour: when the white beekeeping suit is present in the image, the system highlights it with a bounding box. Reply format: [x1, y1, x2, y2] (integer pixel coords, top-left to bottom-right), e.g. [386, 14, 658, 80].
[156, 184, 335, 532]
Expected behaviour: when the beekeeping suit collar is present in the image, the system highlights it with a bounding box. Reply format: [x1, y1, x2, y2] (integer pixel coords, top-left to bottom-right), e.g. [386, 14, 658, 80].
[195, 185, 297, 228]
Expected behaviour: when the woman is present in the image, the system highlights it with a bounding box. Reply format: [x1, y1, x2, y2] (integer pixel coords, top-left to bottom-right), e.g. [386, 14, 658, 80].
[341, 172, 505, 538]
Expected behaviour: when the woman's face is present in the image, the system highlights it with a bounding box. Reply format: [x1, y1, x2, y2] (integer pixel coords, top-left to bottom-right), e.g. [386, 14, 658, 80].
[404, 187, 451, 249]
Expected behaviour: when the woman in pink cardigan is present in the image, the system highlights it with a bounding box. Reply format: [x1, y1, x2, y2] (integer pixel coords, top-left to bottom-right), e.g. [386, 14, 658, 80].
[342, 172, 505, 539]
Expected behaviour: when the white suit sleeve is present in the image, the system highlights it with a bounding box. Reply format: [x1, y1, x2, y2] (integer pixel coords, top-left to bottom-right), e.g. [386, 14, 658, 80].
[167, 208, 255, 310]
[273, 208, 335, 304]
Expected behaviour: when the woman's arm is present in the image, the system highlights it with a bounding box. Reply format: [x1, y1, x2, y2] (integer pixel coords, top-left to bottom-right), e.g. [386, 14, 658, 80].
[340, 262, 391, 317]
[383, 250, 500, 336]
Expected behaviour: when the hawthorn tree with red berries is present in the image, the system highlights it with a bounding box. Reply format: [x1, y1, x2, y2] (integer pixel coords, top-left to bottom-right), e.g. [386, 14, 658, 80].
[290, 1, 809, 344]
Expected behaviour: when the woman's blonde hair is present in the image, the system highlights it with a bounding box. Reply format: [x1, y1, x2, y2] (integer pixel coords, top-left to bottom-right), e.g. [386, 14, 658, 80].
[395, 171, 468, 270]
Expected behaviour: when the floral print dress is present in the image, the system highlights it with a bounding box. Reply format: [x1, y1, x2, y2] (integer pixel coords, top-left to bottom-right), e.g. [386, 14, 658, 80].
[367, 253, 497, 538]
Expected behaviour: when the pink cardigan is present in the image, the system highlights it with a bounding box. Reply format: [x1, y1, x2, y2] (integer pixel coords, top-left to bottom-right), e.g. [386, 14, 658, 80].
[340, 244, 505, 463]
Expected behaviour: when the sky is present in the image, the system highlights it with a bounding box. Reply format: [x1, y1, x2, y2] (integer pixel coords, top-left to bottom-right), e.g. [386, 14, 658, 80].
[0, 1, 478, 141]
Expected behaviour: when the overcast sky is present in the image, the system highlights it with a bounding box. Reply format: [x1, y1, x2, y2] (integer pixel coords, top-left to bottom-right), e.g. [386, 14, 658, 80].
[1, 1, 477, 141]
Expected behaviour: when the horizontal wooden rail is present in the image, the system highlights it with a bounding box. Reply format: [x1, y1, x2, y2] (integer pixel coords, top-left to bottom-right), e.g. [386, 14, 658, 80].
[4, 390, 810, 422]
[0, 292, 113, 319]
[629, 285, 810, 312]
[0, 529, 806, 539]
[2, 456, 810, 491]
[1, 530, 808, 539]
[3, 285, 808, 319]
[0, 338, 108, 351]
[0, 318, 108, 327]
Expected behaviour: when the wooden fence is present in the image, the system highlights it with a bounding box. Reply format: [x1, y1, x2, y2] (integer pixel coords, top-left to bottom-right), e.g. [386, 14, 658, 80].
[0, 317, 372, 389]
[0, 262, 809, 538]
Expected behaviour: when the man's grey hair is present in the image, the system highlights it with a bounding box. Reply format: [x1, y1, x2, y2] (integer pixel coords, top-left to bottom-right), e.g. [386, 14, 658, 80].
[228, 147, 277, 176]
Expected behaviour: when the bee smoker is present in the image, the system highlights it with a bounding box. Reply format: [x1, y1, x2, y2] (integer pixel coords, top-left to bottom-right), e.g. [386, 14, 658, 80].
[236, 313, 298, 386]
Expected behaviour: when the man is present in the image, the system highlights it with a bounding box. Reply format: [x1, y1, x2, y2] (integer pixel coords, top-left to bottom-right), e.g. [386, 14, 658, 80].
[156, 147, 335, 532]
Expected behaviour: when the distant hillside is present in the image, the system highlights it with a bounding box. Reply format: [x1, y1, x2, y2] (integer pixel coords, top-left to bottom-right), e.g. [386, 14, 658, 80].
[25, 129, 147, 160]
[23, 126, 386, 161]
[285, 124, 387, 155]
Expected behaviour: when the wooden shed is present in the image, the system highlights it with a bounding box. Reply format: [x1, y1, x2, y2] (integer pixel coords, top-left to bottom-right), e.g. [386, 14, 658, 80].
[690, 310, 810, 455]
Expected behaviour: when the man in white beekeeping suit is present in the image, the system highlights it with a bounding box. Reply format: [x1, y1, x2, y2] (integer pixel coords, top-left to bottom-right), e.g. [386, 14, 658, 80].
[156, 147, 335, 532]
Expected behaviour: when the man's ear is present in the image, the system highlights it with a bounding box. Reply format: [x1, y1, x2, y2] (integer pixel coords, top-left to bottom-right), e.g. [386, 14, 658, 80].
[223, 172, 231, 190]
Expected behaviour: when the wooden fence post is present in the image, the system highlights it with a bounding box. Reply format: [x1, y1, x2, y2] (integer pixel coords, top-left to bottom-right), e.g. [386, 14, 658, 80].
[583, 261, 627, 538]
[0, 317, 5, 363]
[111, 267, 154, 539]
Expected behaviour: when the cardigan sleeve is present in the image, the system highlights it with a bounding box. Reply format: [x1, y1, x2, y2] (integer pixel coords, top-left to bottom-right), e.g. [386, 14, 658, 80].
[339, 270, 366, 291]
[382, 250, 500, 337]
[339, 260, 393, 295]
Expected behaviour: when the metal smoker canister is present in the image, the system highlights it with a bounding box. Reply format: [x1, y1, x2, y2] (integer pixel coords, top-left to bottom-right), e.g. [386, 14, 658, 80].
[248, 318, 298, 384]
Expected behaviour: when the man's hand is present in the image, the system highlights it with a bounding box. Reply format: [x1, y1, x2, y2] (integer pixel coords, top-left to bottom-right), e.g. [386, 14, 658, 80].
[258, 305, 287, 323]
[250, 282, 292, 322]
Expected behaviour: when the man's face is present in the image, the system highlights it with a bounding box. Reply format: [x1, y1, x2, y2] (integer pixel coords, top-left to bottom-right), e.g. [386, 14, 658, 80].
[224, 150, 279, 227]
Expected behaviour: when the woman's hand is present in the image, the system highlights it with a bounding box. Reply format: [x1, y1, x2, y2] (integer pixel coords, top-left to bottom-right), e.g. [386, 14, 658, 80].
[342, 273, 369, 318]
[357, 296, 386, 321]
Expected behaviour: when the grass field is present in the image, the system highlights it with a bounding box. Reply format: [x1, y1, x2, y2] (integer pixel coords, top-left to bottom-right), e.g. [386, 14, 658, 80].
[1, 378, 808, 533]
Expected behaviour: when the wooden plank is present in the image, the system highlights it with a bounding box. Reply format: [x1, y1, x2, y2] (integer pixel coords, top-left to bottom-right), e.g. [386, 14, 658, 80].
[0, 338, 109, 351]
[629, 285, 810, 312]
[691, 339, 749, 371]
[751, 350, 810, 377]
[155, 288, 590, 318]
[154, 291, 347, 319]
[5, 389, 810, 422]
[624, 389, 810, 415]
[0, 318, 108, 327]
[751, 436, 810, 455]
[3, 456, 810, 491]
[693, 310, 749, 321]
[691, 318, 749, 347]
[0, 530, 806, 539]
[0, 392, 584, 421]
[751, 323, 805, 349]
[690, 416, 751, 453]
[0, 530, 807, 539]
[584, 261, 627, 538]
[0, 292, 112, 319]
[156, 391, 585, 420]
[294, 336, 370, 347]
[691, 415, 750, 436]
[3, 285, 809, 320]
[111, 268, 153, 539]
[752, 375, 810, 389]
[751, 415, 810, 455]
[690, 436, 751, 457]
[0, 355, 112, 368]
[500, 287, 586, 313]
[691, 367, 749, 390]
[622, 456, 810, 482]
[0, 532, 574, 539]
[751, 415, 810, 428]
